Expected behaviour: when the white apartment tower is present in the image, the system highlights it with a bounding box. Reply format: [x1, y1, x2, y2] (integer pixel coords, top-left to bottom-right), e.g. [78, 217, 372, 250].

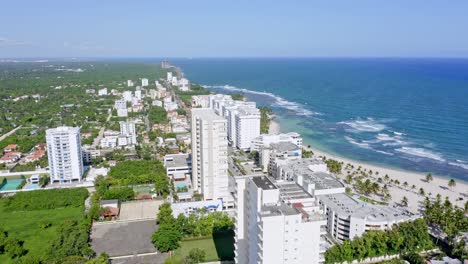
[234, 176, 326, 264]
[191, 108, 230, 203]
[119, 121, 137, 145]
[46, 126, 84, 183]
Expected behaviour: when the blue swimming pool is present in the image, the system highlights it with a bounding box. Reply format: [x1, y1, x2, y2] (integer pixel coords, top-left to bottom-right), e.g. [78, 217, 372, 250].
[24, 184, 40, 190]
[0, 179, 25, 191]
[175, 182, 188, 189]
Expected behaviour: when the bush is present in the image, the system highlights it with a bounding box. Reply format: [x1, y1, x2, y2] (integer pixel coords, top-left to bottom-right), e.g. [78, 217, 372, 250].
[1, 188, 89, 211]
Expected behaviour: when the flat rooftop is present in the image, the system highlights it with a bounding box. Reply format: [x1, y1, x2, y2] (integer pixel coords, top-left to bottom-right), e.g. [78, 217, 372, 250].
[318, 193, 415, 222]
[191, 108, 226, 121]
[164, 154, 192, 168]
[252, 176, 277, 190]
[280, 159, 344, 190]
[261, 202, 298, 217]
[270, 142, 300, 152]
[277, 182, 313, 201]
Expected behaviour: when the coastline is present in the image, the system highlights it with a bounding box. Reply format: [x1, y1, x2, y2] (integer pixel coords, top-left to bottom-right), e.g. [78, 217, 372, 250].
[269, 117, 468, 213]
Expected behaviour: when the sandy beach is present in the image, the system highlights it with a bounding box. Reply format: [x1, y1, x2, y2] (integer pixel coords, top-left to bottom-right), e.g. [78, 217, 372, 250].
[269, 119, 468, 213]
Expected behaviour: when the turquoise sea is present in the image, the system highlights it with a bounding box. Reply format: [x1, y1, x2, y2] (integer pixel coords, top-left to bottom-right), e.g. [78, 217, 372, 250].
[169, 58, 468, 182]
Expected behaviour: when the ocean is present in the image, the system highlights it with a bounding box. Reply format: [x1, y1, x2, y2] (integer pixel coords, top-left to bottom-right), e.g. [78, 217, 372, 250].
[169, 58, 468, 182]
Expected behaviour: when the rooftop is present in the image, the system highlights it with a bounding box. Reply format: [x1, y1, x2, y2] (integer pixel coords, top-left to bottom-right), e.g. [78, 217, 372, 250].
[191, 108, 226, 122]
[252, 176, 277, 190]
[318, 193, 415, 222]
[277, 182, 313, 201]
[164, 154, 191, 168]
[270, 142, 301, 152]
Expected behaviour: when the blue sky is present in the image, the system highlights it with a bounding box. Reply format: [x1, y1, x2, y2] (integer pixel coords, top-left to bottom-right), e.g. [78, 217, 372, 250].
[1, 0, 468, 58]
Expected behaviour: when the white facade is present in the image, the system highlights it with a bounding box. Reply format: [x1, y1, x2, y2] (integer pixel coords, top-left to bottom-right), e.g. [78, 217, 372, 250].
[251, 132, 303, 152]
[123, 91, 133, 102]
[141, 78, 149, 87]
[234, 176, 326, 264]
[114, 99, 126, 110]
[210, 94, 260, 150]
[191, 108, 230, 204]
[127, 80, 134, 87]
[98, 88, 108, 96]
[167, 72, 173, 82]
[235, 108, 261, 150]
[135, 90, 142, 100]
[119, 121, 137, 145]
[46, 126, 84, 183]
[191, 95, 210, 108]
[117, 108, 128, 117]
[318, 193, 418, 242]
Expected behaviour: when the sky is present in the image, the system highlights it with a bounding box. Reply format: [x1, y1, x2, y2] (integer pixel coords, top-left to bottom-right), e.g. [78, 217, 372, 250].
[1, 0, 468, 58]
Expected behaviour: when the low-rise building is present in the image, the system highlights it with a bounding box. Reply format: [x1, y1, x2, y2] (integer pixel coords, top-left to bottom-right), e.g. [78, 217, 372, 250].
[171, 200, 224, 217]
[251, 132, 303, 152]
[318, 193, 419, 242]
[0, 152, 22, 164]
[3, 144, 18, 153]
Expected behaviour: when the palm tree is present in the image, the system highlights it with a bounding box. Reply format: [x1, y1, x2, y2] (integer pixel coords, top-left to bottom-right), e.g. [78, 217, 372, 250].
[411, 184, 416, 190]
[384, 193, 392, 201]
[384, 174, 390, 182]
[448, 179, 456, 190]
[426, 173, 433, 182]
[419, 188, 425, 196]
[401, 196, 408, 207]
[403, 181, 408, 189]
[346, 174, 353, 184]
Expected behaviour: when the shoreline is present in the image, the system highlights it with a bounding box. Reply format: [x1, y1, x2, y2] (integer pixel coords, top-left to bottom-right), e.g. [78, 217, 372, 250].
[269, 118, 468, 213]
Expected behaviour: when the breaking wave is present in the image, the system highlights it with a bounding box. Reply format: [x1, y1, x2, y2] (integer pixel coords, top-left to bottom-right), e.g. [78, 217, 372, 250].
[395, 147, 446, 162]
[338, 117, 386, 133]
[203, 84, 320, 117]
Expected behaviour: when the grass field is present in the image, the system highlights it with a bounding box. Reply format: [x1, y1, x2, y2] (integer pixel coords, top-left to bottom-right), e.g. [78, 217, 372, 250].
[0, 195, 86, 263]
[171, 232, 235, 262]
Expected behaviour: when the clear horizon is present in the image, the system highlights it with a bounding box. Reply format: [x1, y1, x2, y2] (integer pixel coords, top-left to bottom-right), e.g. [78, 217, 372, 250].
[2, 0, 468, 58]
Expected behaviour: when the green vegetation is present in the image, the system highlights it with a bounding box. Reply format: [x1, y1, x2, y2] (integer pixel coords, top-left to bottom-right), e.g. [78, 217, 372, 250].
[230, 93, 245, 101]
[325, 158, 342, 174]
[302, 148, 314, 158]
[0, 128, 45, 153]
[107, 160, 169, 196]
[175, 83, 211, 105]
[148, 106, 168, 125]
[152, 203, 234, 261]
[176, 108, 186, 116]
[325, 219, 433, 263]
[0, 62, 166, 133]
[1, 188, 88, 211]
[259, 107, 272, 134]
[0, 188, 93, 263]
[424, 195, 468, 238]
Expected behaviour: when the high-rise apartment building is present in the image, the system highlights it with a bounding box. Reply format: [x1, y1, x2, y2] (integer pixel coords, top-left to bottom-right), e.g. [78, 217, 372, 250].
[191, 108, 230, 204]
[234, 176, 327, 264]
[46, 126, 84, 183]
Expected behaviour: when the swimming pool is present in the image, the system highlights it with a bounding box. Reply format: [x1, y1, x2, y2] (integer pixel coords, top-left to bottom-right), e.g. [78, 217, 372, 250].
[24, 184, 40, 190]
[0, 179, 25, 191]
[175, 182, 188, 189]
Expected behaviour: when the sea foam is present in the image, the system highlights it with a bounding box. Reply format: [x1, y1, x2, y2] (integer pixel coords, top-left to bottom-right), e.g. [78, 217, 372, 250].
[395, 147, 445, 162]
[339, 118, 386, 133]
[203, 84, 320, 117]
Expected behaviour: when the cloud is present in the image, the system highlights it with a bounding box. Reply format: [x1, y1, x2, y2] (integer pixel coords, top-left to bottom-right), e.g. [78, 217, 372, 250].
[63, 41, 105, 51]
[0, 37, 28, 46]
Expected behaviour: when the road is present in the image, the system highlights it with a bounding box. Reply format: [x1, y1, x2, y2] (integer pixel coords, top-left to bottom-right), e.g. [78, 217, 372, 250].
[91, 109, 112, 148]
[0, 125, 23, 142]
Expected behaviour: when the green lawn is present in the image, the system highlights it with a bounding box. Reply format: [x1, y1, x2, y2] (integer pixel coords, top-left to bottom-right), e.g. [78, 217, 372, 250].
[0, 198, 85, 263]
[172, 233, 234, 262]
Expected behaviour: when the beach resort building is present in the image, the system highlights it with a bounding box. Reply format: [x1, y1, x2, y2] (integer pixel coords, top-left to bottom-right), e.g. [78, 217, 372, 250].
[141, 78, 149, 87]
[191, 108, 231, 205]
[317, 193, 419, 242]
[259, 141, 302, 173]
[46, 126, 84, 183]
[250, 132, 303, 152]
[234, 176, 327, 264]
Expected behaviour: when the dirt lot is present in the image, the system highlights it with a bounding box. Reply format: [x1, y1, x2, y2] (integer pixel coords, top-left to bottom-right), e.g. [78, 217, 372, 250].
[119, 200, 163, 221]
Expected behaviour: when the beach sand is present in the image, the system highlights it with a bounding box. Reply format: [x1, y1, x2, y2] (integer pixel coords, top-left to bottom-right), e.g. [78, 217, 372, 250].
[271, 119, 468, 213]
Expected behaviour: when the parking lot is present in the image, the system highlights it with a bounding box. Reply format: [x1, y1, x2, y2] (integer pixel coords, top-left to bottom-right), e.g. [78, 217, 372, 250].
[91, 219, 158, 257]
[119, 200, 163, 221]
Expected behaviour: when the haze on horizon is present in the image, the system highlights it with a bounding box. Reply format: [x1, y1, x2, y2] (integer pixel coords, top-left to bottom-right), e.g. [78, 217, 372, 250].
[1, 0, 468, 58]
